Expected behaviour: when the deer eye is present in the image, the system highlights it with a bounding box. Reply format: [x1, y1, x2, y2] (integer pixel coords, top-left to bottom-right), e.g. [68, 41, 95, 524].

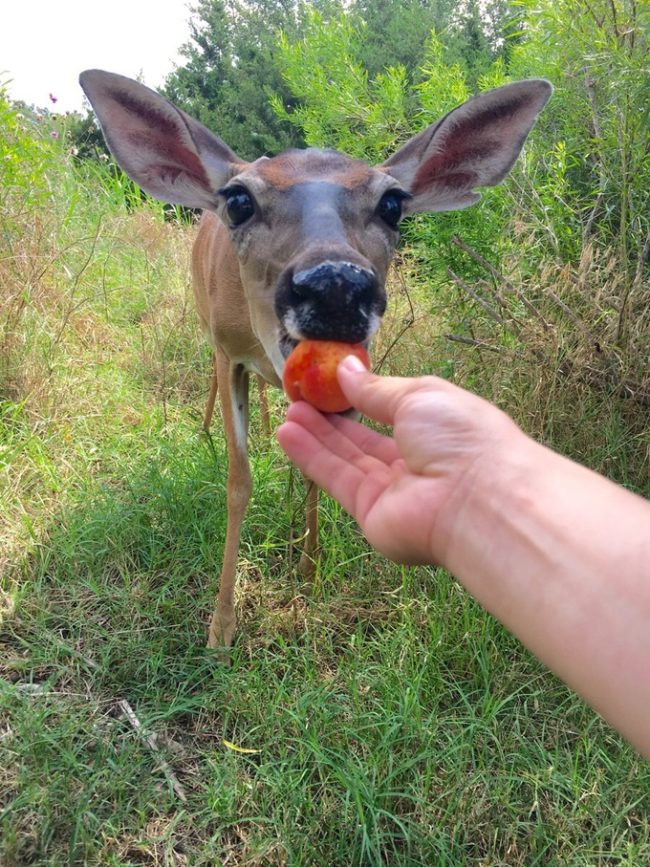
[377, 190, 406, 229]
[222, 186, 255, 227]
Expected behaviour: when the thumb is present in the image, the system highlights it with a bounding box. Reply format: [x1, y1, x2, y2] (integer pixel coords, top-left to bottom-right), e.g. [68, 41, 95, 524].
[337, 355, 427, 426]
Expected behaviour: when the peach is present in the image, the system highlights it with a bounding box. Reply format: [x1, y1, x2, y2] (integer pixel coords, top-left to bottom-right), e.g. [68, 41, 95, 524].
[282, 340, 370, 413]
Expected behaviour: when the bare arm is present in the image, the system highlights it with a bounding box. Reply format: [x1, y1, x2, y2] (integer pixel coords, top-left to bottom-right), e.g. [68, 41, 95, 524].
[278, 358, 650, 757]
[442, 432, 650, 756]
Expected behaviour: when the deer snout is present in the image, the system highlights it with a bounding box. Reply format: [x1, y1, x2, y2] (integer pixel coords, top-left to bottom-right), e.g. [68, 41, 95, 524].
[277, 259, 386, 345]
[292, 261, 375, 302]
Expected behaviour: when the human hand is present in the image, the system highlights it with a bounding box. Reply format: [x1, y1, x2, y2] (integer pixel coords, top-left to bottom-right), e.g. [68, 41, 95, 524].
[277, 356, 526, 566]
[280, 357, 650, 758]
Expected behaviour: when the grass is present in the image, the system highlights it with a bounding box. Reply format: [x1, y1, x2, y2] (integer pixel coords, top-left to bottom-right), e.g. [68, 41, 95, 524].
[4, 450, 648, 865]
[1, 96, 649, 865]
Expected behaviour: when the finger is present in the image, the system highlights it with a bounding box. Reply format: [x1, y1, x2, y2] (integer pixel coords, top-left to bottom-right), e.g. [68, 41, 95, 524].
[283, 401, 391, 471]
[328, 413, 399, 465]
[277, 419, 371, 518]
[285, 400, 397, 463]
[337, 356, 452, 426]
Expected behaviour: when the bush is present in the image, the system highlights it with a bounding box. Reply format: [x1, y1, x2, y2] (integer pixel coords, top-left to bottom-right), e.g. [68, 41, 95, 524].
[273, 2, 649, 490]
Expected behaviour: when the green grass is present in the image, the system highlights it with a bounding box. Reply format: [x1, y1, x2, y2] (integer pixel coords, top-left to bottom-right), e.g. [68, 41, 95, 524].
[2, 422, 648, 864]
[3, 421, 648, 865]
[1, 94, 649, 865]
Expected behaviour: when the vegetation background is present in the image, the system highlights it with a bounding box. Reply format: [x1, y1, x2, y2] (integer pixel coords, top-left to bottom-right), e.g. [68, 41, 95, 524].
[1, 0, 648, 864]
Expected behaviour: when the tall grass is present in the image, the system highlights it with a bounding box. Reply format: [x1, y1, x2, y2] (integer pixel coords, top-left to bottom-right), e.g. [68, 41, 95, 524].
[1, 91, 649, 865]
[0, 99, 202, 570]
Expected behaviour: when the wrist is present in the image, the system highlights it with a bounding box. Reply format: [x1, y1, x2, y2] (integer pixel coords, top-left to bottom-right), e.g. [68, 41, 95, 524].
[434, 425, 548, 577]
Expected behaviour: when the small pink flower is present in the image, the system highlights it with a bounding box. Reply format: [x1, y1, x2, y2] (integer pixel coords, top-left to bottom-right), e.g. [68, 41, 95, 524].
[50, 130, 59, 138]
[49, 93, 58, 104]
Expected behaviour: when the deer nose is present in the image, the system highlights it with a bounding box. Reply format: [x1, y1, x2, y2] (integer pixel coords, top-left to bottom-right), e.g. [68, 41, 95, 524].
[291, 261, 377, 305]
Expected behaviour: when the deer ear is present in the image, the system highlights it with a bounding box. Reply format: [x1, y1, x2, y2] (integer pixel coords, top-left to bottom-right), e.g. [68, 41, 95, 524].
[382, 80, 552, 214]
[79, 69, 247, 209]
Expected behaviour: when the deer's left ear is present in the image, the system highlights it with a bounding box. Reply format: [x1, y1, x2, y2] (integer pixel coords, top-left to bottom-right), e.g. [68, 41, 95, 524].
[382, 80, 552, 214]
[79, 69, 247, 209]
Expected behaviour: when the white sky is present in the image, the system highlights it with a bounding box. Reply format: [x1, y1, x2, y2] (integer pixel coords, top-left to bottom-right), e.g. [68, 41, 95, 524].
[1, 0, 194, 114]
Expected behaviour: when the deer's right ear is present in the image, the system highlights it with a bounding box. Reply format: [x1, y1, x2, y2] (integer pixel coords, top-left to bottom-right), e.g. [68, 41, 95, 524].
[381, 79, 552, 214]
[79, 69, 246, 209]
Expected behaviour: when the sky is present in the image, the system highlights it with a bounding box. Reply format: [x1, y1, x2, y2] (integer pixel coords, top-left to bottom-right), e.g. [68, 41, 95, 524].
[1, 0, 194, 114]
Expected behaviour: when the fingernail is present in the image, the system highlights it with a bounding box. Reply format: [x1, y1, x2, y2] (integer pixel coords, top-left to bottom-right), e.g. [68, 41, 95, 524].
[340, 355, 366, 373]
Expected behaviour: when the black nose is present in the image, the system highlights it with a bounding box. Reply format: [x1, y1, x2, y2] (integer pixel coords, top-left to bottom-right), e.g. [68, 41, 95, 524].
[291, 261, 376, 306]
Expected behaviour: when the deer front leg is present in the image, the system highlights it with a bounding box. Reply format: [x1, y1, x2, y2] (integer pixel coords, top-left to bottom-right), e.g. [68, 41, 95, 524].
[299, 478, 319, 581]
[207, 352, 251, 649]
[205, 362, 269, 438]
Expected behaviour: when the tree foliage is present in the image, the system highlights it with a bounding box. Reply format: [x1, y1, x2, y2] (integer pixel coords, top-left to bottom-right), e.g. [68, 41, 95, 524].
[159, 0, 515, 160]
[510, 0, 649, 266]
[163, 0, 308, 159]
[352, 0, 454, 80]
[270, 10, 412, 162]
[62, 0, 647, 314]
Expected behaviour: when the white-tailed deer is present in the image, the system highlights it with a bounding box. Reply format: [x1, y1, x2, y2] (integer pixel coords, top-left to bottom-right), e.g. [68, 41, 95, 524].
[79, 70, 551, 647]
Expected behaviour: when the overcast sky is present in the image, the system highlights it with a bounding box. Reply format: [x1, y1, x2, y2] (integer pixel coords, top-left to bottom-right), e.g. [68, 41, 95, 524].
[1, 0, 193, 113]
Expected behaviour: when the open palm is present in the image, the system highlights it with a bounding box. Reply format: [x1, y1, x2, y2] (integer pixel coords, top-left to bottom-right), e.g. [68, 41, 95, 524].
[277, 367, 521, 565]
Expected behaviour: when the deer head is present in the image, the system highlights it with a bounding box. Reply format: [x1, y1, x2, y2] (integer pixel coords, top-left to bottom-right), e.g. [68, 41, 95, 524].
[79, 70, 551, 378]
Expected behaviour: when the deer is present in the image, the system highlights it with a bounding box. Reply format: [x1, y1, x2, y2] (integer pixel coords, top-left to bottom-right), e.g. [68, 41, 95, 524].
[79, 69, 551, 649]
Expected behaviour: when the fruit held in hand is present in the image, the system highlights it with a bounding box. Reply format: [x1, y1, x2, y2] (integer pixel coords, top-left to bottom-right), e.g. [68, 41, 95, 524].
[282, 340, 370, 413]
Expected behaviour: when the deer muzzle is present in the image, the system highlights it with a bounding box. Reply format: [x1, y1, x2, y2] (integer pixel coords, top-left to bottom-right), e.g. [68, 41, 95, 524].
[275, 259, 386, 348]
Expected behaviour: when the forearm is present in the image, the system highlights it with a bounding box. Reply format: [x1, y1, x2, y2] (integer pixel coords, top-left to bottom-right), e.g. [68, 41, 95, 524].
[442, 435, 650, 757]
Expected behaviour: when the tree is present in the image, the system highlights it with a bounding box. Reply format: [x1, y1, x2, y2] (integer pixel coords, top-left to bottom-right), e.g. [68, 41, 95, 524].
[351, 0, 455, 80]
[164, 0, 310, 159]
[271, 9, 412, 161]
